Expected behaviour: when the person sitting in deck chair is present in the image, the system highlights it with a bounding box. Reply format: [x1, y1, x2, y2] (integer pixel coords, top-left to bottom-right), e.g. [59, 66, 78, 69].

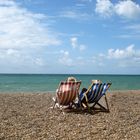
[53, 77, 81, 110]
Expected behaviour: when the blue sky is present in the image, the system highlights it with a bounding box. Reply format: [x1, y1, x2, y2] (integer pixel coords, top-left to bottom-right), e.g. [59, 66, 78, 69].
[0, 0, 140, 74]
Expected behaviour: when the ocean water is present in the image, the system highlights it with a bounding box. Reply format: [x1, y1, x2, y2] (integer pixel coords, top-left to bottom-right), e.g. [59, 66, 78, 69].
[0, 74, 140, 92]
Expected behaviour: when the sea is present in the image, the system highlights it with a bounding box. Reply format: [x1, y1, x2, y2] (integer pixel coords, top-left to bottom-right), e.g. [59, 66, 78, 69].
[0, 74, 140, 92]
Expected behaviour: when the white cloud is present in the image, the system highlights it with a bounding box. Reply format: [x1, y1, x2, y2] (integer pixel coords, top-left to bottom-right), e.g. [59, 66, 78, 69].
[70, 37, 78, 49]
[91, 44, 140, 68]
[95, 0, 140, 19]
[107, 44, 136, 59]
[70, 37, 86, 51]
[0, 0, 61, 72]
[106, 44, 140, 67]
[95, 0, 113, 18]
[0, 48, 46, 67]
[58, 50, 73, 66]
[0, 0, 60, 49]
[0, 49, 20, 64]
[115, 0, 140, 19]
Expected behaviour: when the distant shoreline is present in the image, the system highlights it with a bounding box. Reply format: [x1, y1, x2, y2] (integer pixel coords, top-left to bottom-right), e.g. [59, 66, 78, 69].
[0, 89, 140, 94]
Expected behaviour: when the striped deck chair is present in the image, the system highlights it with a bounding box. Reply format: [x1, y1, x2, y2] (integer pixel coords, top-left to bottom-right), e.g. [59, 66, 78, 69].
[79, 82, 112, 111]
[53, 81, 81, 109]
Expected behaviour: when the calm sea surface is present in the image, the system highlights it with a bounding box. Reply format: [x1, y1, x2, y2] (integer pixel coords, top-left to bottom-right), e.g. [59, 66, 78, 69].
[0, 74, 140, 92]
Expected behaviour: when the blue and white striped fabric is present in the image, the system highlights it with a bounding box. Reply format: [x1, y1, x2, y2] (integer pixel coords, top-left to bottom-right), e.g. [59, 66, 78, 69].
[79, 82, 111, 105]
[79, 83, 99, 103]
[94, 83, 109, 102]
[87, 83, 100, 103]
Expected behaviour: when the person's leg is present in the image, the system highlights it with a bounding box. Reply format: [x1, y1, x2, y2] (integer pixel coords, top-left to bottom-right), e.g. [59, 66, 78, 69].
[77, 88, 87, 107]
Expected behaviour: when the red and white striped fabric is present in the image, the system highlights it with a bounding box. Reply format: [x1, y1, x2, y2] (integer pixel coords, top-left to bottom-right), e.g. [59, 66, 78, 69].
[56, 81, 81, 105]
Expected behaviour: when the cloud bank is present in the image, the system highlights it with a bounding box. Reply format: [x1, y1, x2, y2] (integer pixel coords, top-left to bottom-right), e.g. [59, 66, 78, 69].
[95, 0, 140, 19]
[0, 0, 61, 72]
[92, 44, 140, 68]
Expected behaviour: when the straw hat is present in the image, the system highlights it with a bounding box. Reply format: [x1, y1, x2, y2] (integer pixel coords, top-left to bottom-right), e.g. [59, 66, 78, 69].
[67, 76, 77, 82]
[92, 79, 102, 83]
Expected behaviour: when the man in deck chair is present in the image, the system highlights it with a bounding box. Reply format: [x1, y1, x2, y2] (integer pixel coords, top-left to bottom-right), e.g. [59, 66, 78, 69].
[53, 77, 81, 110]
[78, 80, 111, 111]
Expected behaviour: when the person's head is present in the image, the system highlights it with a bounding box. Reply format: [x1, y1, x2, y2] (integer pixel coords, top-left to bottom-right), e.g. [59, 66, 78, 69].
[67, 77, 77, 82]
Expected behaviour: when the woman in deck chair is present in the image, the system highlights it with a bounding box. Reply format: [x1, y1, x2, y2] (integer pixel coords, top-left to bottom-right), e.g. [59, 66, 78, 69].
[53, 77, 81, 109]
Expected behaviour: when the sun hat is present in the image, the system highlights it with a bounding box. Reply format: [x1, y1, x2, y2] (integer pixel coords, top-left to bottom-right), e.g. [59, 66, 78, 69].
[92, 79, 102, 83]
[67, 77, 77, 82]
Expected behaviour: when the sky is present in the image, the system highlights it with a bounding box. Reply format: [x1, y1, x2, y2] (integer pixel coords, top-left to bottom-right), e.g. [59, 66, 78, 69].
[0, 0, 140, 74]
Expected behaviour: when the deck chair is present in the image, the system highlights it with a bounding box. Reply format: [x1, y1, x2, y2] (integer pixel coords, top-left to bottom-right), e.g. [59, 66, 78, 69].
[53, 81, 81, 110]
[79, 82, 112, 111]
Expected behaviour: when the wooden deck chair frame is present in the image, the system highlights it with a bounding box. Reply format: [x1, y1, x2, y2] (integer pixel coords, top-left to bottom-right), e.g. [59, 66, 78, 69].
[80, 82, 112, 112]
[91, 83, 111, 111]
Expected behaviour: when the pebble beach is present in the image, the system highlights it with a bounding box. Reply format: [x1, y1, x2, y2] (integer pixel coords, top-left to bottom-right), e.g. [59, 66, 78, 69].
[0, 90, 140, 140]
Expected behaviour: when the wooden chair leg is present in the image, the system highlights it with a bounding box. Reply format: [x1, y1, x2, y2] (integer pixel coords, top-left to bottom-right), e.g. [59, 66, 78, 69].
[93, 95, 109, 112]
[105, 94, 109, 111]
[96, 102, 107, 111]
[52, 99, 56, 109]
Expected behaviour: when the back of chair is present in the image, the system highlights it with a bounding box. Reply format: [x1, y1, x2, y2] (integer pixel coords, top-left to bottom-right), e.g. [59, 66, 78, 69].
[93, 83, 111, 103]
[84, 82, 112, 104]
[57, 81, 81, 105]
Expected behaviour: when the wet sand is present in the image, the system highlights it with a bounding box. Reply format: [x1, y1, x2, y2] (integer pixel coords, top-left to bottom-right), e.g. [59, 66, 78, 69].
[0, 90, 140, 140]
